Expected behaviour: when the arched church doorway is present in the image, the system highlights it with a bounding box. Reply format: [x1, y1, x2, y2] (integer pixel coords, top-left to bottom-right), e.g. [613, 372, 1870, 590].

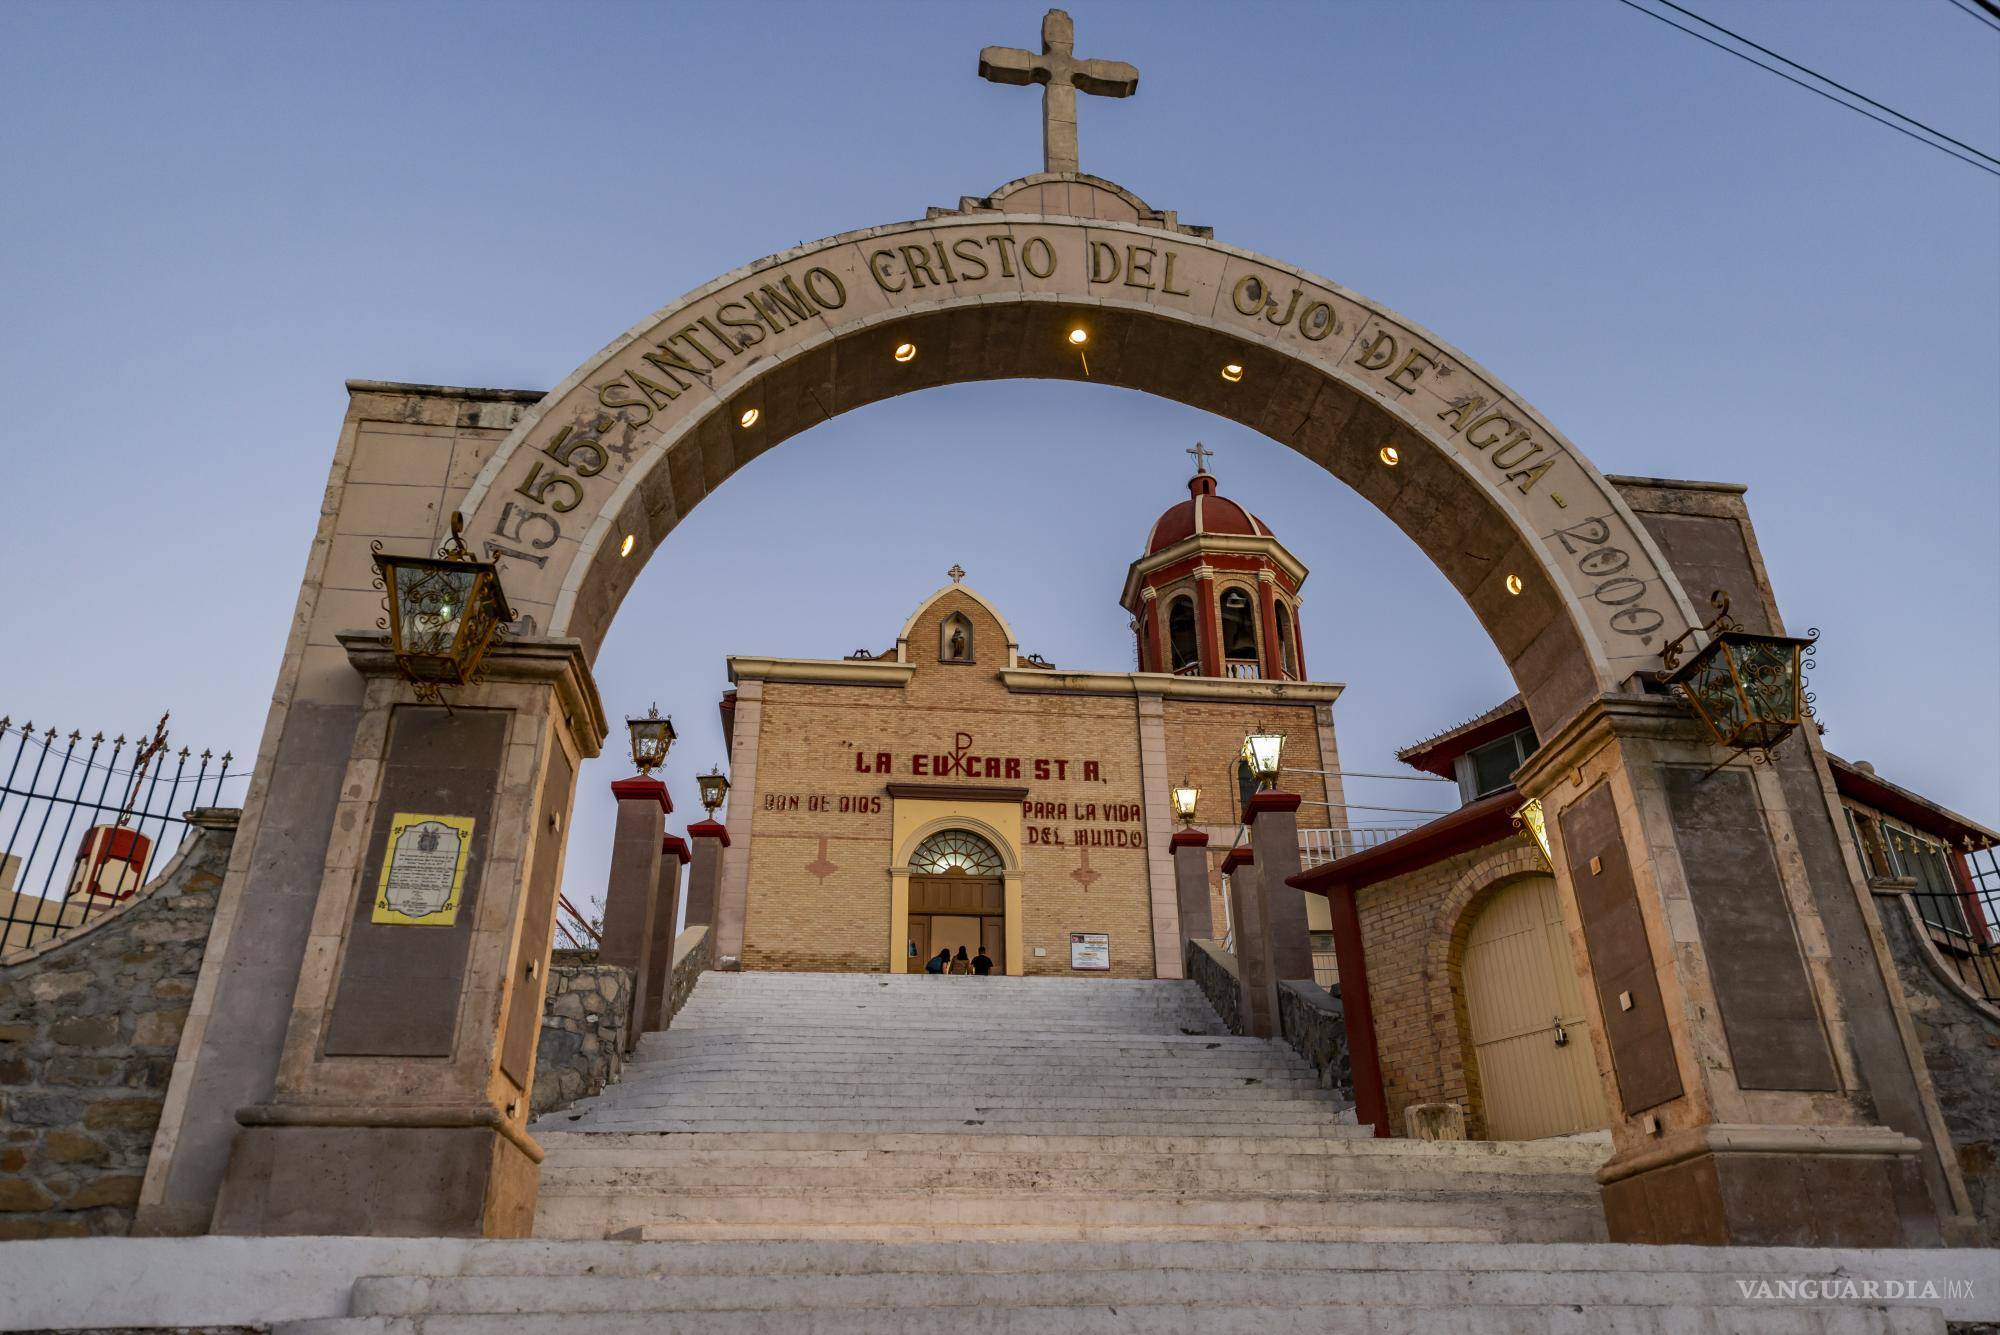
[1460, 875, 1608, 1140]
[906, 829, 1006, 974]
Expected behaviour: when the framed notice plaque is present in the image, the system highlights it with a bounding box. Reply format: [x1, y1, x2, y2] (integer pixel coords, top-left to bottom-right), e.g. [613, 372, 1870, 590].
[1069, 932, 1110, 971]
[371, 813, 474, 926]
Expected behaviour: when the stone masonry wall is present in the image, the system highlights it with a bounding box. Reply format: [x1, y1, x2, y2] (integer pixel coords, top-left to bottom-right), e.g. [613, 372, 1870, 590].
[531, 958, 633, 1119]
[532, 927, 711, 1119]
[1184, 938, 1242, 1034]
[1876, 892, 2000, 1245]
[662, 924, 711, 1026]
[0, 813, 236, 1239]
[1278, 978, 1353, 1105]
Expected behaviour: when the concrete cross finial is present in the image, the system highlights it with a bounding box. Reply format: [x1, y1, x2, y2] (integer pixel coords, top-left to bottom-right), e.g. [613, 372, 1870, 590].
[978, 8, 1138, 174]
[1186, 441, 1213, 474]
[948, 564, 966, 583]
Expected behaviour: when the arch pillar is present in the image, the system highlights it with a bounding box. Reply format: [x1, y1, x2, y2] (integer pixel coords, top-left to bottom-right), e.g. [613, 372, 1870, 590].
[1515, 694, 1949, 1246]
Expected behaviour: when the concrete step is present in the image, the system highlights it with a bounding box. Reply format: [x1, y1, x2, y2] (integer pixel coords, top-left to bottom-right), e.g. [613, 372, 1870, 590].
[553, 1119, 1358, 1137]
[533, 1131, 1597, 1165]
[345, 1262, 1929, 1316]
[14, 1237, 1974, 1335]
[528, 1192, 1607, 1243]
[280, 1305, 1944, 1335]
[577, 1086, 1340, 1108]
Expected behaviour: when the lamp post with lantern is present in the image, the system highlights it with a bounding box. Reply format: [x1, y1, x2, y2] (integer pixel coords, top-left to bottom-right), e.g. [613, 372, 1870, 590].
[686, 765, 734, 935]
[601, 704, 677, 1053]
[1168, 775, 1212, 948]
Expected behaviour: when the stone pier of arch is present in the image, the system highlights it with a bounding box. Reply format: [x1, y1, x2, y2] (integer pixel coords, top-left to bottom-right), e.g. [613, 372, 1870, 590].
[134, 173, 1976, 1248]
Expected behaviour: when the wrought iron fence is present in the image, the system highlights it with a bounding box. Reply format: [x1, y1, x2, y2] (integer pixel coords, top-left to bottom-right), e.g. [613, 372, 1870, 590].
[0, 715, 242, 954]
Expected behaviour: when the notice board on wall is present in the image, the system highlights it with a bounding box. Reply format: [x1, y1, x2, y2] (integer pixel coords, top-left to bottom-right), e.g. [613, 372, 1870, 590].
[1069, 932, 1110, 971]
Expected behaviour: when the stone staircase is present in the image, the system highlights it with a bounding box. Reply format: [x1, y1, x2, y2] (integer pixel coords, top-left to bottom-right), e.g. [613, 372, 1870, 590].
[529, 970, 1608, 1244]
[199, 970, 1968, 1333]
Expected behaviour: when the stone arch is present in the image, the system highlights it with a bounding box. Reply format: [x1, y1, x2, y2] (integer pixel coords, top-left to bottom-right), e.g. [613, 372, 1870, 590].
[456, 186, 1701, 736]
[1432, 842, 1585, 1139]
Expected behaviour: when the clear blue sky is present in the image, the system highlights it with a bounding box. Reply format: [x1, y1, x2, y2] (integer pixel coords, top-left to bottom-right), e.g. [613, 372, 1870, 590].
[2, 1, 1994, 920]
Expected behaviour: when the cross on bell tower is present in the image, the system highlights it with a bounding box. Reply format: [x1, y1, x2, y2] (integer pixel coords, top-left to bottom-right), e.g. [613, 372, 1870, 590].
[1186, 441, 1213, 475]
[978, 8, 1139, 175]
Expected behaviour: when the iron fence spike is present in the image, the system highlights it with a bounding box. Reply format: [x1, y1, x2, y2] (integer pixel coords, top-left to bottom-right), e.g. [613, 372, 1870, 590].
[91, 732, 104, 743]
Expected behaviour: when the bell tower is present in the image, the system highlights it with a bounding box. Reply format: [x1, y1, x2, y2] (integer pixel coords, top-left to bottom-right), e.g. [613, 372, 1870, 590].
[1121, 452, 1309, 681]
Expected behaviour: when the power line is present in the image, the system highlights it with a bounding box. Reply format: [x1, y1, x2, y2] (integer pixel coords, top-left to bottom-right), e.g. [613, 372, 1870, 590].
[1280, 765, 1455, 784]
[1650, 0, 2000, 167]
[1943, 0, 2000, 33]
[1611, 0, 2000, 178]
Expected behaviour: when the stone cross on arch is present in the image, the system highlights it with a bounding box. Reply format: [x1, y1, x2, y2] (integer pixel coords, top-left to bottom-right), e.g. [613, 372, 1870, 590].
[979, 8, 1138, 175]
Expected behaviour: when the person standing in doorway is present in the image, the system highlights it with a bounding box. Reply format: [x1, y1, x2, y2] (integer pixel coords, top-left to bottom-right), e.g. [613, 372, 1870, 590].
[926, 947, 950, 975]
[972, 946, 993, 976]
[949, 946, 973, 975]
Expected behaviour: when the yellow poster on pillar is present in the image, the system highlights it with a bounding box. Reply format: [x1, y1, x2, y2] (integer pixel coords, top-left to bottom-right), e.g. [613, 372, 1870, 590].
[371, 813, 475, 926]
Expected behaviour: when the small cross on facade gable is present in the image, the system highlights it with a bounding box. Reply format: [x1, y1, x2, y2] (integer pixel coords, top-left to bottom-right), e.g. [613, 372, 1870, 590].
[948, 564, 966, 583]
[978, 8, 1138, 175]
[1186, 442, 1213, 474]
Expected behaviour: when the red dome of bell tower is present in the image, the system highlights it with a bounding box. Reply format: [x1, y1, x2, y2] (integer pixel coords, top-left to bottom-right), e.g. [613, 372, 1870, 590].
[1121, 454, 1309, 681]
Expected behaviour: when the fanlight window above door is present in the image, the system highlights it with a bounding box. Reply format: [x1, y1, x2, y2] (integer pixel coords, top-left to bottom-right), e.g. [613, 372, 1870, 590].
[910, 829, 1004, 875]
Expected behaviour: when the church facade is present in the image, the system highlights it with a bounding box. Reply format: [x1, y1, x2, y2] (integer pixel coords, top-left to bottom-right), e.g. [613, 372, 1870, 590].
[711, 467, 1345, 979]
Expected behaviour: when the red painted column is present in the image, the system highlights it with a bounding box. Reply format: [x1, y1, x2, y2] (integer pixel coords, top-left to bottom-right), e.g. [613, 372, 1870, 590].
[602, 777, 669, 1053]
[1245, 791, 1313, 982]
[1194, 569, 1221, 678]
[1255, 577, 1283, 680]
[640, 835, 691, 1031]
[1323, 883, 1388, 1137]
[685, 819, 731, 929]
[1170, 828, 1212, 945]
[1221, 845, 1272, 1037]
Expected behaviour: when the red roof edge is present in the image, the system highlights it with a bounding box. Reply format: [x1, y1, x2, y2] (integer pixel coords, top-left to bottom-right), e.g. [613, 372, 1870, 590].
[1395, 697, 1531, 779]
[1290, 788, 1523, 896]
[1829, 755, 1998, 850]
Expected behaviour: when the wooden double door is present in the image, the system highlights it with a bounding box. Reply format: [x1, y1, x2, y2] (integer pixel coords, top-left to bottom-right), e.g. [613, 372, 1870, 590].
[908, 874, 1004, 973]
[1461, 875, 1608, 1140]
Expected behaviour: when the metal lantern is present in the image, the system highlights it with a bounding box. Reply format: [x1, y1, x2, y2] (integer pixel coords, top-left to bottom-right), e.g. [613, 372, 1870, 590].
[1658, 592, 1818, 758]
[1170, 777, 1200, 827]
[1241, 728, 1284, 789]
[627, 705, 677, 776]
[372, 513, 512, 703]
[1513, 797, 1552, 869]
[696, 765, 731, 816]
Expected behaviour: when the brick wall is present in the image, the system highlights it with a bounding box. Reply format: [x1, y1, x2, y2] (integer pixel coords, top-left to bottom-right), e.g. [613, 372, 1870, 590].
[737, 588, 1335, 980]
[1351, 835, 1547, 1138]
[0, 813, 236, 1239]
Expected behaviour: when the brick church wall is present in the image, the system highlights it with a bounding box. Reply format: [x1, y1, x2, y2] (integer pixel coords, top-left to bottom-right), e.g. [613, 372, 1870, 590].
[0, 813, 236, 1239]
[1351, 835, 1546, 1138]
[737, 587, 1337, 980]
